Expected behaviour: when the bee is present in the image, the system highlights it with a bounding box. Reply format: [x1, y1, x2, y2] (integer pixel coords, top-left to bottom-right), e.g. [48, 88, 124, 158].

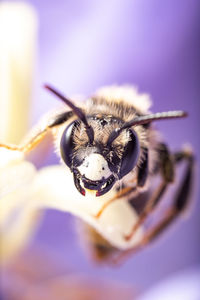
[0, 84, 194, 263]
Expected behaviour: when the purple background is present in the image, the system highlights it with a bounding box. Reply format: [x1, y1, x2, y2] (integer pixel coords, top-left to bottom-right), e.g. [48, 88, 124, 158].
[10, 0, 200, 295]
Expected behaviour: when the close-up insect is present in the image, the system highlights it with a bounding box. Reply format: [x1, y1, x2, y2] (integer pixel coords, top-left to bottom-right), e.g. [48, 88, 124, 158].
[0, 84, 194, 263]
[0, 1, 199, 298]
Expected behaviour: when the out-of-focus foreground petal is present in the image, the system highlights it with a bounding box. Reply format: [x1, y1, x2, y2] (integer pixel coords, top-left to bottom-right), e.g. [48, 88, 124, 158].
[0, 149, 40, 264]
[0, 2, 38, 144]
[1, 248, 134, 300]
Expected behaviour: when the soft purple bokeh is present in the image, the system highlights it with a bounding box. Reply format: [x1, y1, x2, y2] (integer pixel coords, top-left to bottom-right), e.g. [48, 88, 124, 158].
[139, 267, 200, 300]
[9, 0, 200, 295]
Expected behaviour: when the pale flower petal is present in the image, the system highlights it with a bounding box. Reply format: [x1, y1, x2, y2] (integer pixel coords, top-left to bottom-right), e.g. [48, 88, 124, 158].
[0, 150, 39, 263]
[0, 148, 24, 169]
[0, 2, 38, 144]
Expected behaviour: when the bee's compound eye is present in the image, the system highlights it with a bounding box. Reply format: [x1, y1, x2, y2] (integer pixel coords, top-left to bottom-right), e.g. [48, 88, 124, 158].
[60, 121, 76, 168]
[119, 129, 139, 179]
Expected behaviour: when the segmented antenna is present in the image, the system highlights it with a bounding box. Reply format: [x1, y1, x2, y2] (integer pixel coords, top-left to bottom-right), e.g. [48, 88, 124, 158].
[44, 84, 94, 143]
[107, 110, 187, 145]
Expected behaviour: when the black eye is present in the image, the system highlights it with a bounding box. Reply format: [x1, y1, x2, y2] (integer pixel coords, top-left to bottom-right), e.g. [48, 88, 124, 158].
[60, 121, 77, 168]
[119, 129, 139, 179]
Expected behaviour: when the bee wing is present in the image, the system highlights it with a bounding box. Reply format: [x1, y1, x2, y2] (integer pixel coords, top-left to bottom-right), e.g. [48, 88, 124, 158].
[32, 165, 144, 250]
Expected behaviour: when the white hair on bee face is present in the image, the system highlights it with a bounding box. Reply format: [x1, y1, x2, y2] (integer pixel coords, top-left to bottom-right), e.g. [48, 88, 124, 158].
[78, 153, 112, 181]
[95, 85, 152, 114]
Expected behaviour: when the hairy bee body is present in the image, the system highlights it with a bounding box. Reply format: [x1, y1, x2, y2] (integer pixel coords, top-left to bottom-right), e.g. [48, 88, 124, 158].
[48, 86, 163, 261]
[67, 86, 158, 259]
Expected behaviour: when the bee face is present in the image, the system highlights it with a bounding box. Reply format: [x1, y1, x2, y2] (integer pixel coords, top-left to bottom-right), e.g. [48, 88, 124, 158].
[60, 116, 140, 196]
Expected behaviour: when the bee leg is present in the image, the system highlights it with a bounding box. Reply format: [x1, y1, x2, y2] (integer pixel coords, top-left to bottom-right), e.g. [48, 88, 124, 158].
[0, 130, 48, 153]
[95, 148, 149, 218]
[0, 111, 73, 153]
[137, 148, 149, 187]
[133, 149, 193, 246]
[125, 143, 174, 240]
[125, 182, 168, 240]
[114, 148, 194, 263]
[140, 146, 193, 242]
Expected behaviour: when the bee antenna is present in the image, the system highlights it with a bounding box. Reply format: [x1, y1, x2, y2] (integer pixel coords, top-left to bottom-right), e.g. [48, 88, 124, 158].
[107, 111, 187, 145]
[44, 84, 94, 143]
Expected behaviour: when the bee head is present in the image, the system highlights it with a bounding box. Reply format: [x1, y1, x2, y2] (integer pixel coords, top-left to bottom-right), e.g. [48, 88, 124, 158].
[45, 84, 187, 197]
[60, 117, 139, 196]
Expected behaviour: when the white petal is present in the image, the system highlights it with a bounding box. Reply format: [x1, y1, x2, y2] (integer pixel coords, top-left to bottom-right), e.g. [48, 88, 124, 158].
[0, 154, 39, 263]
[0, 148, 24, 168]
[0, 148, 36, 221]
[90, 200, 143, 250]
[0, 193, 41, 264]
[0, 2, 38, 144]
[0, 160, 36, 199]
